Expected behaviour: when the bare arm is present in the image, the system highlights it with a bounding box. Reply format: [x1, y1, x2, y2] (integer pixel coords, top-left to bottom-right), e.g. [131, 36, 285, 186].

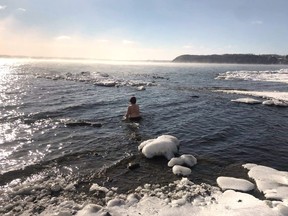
[125, 106, 131, 118]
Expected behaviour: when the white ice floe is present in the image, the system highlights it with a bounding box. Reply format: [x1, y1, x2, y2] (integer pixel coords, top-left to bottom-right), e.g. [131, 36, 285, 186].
[36, 71, 156, 88]
[168, 154, 197, 167]
[215, 69, 288, 84]
[243, 164, 288, 201]
[172, 165, 192, 176]
[215, 90, 288, 106]
[138, 135, 180, 160]
[231, 97, 262, 104]
[262, 99, 288, 106]
[217, 176, 255, 192]
[137, 85, 146, 91]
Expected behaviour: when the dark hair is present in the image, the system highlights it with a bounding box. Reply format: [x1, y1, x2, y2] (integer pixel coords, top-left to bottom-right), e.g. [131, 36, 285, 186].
[130, 96, 136, 104]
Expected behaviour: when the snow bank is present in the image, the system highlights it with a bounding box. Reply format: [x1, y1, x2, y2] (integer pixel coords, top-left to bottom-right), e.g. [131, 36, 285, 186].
[76, 175, 287, 216]
[73, 163, 288, 216]
[3, 161, 288, 215]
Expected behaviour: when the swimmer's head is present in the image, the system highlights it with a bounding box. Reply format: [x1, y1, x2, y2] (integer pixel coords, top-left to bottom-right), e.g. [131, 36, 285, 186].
[130, 96, 136, 104]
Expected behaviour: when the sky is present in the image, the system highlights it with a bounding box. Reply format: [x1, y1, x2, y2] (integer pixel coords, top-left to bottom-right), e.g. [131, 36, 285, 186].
[0, 0, 288, 61]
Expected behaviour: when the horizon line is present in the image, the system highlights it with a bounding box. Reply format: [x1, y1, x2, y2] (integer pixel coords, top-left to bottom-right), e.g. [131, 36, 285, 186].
[0, 54, 172, 62]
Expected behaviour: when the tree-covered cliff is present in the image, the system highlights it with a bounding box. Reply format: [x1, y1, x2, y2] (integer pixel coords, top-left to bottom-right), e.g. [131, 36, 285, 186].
[172, 54, 288, 64]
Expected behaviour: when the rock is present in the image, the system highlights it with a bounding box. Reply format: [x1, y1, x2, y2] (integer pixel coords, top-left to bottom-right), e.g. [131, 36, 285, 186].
[65, 120, 102, 127]
[127, 162, 140, 170]
[51, 184, 62, 192]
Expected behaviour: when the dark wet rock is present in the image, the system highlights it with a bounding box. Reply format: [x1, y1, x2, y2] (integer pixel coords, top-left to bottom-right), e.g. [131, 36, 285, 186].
[51, 184, 62, 192]
[101, 212, 112, 216]
[65, 121, 102, 127]
[32, 205, 45, 214]
[127, 162, 140, 170]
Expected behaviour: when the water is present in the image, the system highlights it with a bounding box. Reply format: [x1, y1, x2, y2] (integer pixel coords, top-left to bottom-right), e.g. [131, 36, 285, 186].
[1, 58, 288, 213]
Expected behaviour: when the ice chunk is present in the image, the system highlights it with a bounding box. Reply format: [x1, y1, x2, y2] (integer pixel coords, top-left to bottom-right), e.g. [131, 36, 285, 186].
[107, 198, 125, 207]
[231, 97, 262, 104]
[138, 135, 180, 160]
[172, 165, 191, 176]
[89, 183, 109, 193]
[263, 99, 288, 107]
[217, 176, 255, 192]
[168, 154, 197, 167]
[75, 204, 102, 216]
[246, 164, 288, 201]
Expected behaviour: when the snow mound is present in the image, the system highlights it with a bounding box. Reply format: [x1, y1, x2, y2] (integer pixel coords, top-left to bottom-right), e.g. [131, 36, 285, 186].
[138, 135, 180, 160]
[217, 176, 255, 192]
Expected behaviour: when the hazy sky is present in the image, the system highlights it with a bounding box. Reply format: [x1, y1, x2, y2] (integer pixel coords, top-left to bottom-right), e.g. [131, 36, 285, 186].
[0, 0, 287, 60]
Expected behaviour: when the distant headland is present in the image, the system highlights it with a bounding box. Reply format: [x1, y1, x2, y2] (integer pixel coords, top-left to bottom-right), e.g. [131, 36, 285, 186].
[172, 54, 288, 64]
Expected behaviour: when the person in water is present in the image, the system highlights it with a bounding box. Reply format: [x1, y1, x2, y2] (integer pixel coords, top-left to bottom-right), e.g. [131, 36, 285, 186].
[125, 96, 141, 121]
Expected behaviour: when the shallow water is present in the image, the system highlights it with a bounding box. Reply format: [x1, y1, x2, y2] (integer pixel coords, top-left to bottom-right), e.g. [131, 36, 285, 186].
[1, 59, 288, 213]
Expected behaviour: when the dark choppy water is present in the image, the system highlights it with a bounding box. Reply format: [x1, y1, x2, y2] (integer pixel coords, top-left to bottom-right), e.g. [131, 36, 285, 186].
[1, 58, 288, 212]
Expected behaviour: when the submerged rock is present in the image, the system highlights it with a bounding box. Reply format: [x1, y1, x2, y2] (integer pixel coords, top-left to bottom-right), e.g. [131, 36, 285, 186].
[65, 121, 102, 127]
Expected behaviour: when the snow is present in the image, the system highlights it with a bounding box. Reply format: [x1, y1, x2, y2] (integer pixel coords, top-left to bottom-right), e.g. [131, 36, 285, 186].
[89, 183, 109, 193]
[72, 163, 288, 216]
[217, 176, 255, 192]
[73, 163, 288, 216]
[75, 177, 287, 216]
[138, 135, 180, 160]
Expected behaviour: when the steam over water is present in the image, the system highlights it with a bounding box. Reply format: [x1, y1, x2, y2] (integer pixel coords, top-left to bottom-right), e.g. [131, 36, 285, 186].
[1, 59, 288, 214]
